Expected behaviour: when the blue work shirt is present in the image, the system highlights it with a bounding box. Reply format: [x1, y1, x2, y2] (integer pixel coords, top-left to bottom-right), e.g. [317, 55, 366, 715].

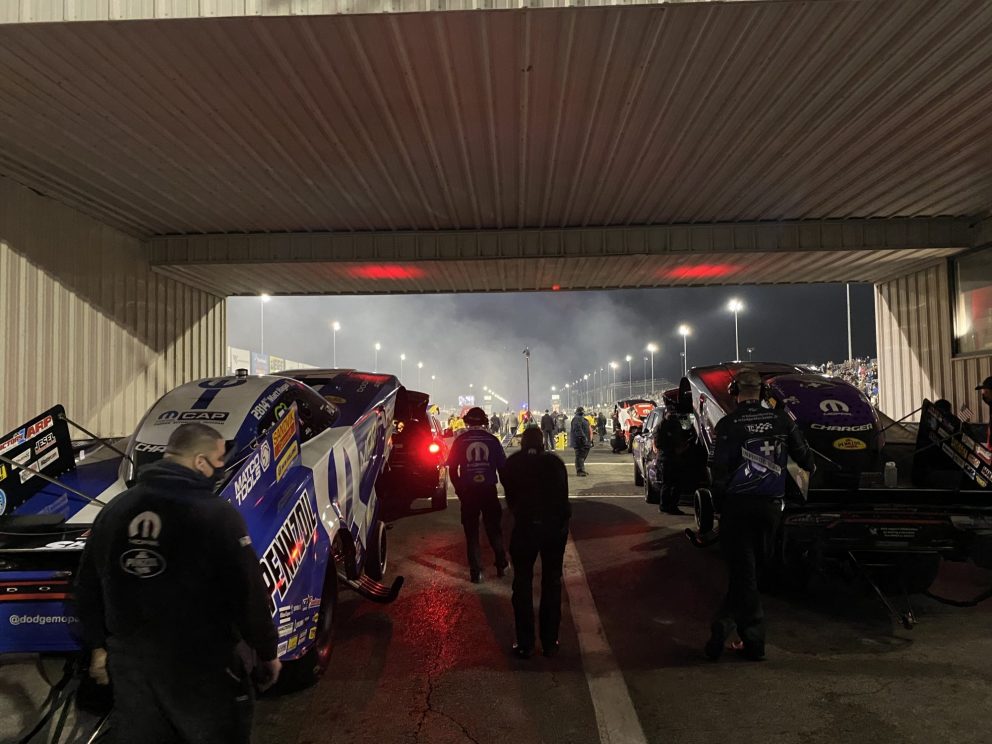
[447, 427, 507, 491]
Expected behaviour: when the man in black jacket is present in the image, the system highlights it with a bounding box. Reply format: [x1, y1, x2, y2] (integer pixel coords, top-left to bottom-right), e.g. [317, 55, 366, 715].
[705, 368, 815, 662]
[540, 410, 555, 450]
[76, 423, 280, 743]
[502, 428, 571, 658]
[570, 407, 591, 476]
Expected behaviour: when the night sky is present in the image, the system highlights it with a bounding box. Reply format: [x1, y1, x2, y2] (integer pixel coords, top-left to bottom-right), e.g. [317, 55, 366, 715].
[228, 283, 876, 410]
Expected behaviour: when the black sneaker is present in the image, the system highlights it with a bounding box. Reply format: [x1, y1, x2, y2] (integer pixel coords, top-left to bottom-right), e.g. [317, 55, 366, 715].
[542, 640, 560, 658]
[704, 623, 726, 661]
[512, 644, 533, 659]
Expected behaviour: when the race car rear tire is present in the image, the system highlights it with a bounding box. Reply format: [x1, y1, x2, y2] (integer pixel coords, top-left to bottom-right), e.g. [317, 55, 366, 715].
[364, 519, 388, 582]
[634, 461, 644, 487]
[273, 555, 339, 693]
[694, 489, 714, 535]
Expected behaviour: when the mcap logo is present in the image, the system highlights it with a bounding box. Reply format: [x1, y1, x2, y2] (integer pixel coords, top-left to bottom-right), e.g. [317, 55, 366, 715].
[832, 437, 867, 451]
[156, 410, 229, 425]
[819, 400, 850, 414]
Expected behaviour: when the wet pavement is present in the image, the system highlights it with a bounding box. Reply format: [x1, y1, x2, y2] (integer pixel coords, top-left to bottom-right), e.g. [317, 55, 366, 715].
[4, 444, 992, 743]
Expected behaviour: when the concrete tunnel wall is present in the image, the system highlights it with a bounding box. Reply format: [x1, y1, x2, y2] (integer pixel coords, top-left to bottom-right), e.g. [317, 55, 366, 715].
[0, 176, 226, 437]
[876, 260, 992, 424]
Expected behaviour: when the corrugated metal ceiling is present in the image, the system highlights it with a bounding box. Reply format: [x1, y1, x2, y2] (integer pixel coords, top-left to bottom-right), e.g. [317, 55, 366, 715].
[0, 1, 990, 293]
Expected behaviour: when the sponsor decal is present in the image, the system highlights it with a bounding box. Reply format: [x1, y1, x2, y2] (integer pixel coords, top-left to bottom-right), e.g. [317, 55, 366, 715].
[260, 441, 271, 472]
[832, 437, 867, 451]
[0, 489, 5, 516]
[134, 442, 168, 454]
[128, 512, 162, 546]
[233, 453, 263, 505]
[37, 449, 58, 470]
[155, 410, 230, 425]
[120, 549, 167, 578]
[12, 451, 30, 466]
[746, 422, 774, 433]
[968, 454, 981, 470]
[9, 615, 78, 627]
[0, 429, 26, 456]
[965, 464, 977, 480]
[278, 623, 294, 638]
[977, 476, 989, 488]
[819, 400, 850, 414]
[982, 464, 992, 481]
[34, 433, 56, 455]
[810, 423, 874, 432]
[250, 382, 293, 421]
[238, 535, 252, 548]
[0, 464, 6, 482]
[288, 636, 299, 652]
[951, 440, 969, 459]
[45, 540, 87, 550]
[275, 441, 299, 483]
[272, 414, 297, 460]
[977, 445, 992, 466]
[309, 627, 317, 641]
[259, 495, 319, 609]
[25, 416, 53, 439]
[962, 433, 977, 450]
[277, 641, 288, 657]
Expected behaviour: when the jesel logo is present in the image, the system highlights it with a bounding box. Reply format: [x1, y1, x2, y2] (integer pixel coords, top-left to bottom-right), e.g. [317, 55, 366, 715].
[259, 495, 319, 612]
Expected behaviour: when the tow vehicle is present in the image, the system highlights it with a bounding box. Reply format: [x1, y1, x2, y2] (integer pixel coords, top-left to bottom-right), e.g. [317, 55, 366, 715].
[0, 368, 403, 691]
[681, 362, 992, 628]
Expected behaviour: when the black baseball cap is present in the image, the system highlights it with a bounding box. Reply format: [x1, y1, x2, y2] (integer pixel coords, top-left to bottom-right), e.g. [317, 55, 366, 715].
[976, 376, 992, 391]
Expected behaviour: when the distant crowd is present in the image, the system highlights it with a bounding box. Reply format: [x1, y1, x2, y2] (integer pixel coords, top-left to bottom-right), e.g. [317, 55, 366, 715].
[809, 358, 879, 406]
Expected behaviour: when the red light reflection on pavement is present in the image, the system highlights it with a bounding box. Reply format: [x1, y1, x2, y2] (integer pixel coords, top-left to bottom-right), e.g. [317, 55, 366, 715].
[662, 264, 739, 280]
[346, 265, 426, 280]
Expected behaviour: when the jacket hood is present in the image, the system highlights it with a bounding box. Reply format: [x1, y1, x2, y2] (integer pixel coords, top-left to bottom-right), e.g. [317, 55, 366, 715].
[136, 459, 218, 495]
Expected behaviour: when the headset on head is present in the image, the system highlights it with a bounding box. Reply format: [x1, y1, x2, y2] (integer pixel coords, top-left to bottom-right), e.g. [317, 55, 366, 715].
[727, 374, 769, 400]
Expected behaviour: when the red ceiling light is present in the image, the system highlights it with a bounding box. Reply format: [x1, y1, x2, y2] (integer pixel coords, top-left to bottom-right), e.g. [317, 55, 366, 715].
[662, 264, 739, 280]
[347, 264, 426, 280]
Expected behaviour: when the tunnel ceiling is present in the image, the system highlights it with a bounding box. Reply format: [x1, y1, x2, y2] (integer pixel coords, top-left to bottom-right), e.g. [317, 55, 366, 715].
[0, 0, 990, 292]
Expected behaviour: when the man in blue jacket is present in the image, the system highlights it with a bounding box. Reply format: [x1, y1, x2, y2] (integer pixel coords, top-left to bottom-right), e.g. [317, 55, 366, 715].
[447, 407, 508, 583]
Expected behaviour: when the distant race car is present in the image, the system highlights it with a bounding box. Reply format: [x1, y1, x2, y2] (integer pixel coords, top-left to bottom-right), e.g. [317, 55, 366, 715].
[373, 387, 449, 512]
[0, 368, 403, 688]
[681, 362, 992, 627]
[613, 399, 656, 452]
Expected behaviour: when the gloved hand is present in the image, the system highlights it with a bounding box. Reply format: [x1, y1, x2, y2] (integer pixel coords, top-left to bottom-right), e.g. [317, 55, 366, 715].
[89, 647, 110, 685]
[255, 658, 282, 692]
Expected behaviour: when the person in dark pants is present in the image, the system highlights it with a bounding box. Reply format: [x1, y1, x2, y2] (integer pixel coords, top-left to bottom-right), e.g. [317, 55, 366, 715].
[705, 368, 815, 662]
[570, 407, 591, 476]
[597, 411, 608, 443]
[75, 424, 280, 744]
[540, 409, 556, 450]
[490, 413, 502, 437]
[447, 407, 508, 583]
[655, 412, 708, 515]
[502, 428, 571, 659]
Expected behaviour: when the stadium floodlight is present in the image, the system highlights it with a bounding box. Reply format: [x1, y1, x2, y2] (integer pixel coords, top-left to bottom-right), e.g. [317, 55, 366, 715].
[727, 299, 744, 361]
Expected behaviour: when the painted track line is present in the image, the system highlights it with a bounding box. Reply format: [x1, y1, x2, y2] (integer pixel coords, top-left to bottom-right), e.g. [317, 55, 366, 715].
[563, 537, 649, 744]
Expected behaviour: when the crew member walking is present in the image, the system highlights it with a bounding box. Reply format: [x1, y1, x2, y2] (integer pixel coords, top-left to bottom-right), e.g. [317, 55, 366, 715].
[596, 411, 608, 443]
[540, 409, 556, 450]
[75, 424, 280, 744]
[570, 407, 591, 477]
[447, 407, 509, 583]
[502, 428, 571, 659]
[705, 369, 815, 661]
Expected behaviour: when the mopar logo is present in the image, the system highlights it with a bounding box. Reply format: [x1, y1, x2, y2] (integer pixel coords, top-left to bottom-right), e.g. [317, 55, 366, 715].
[819, 400, 850, 414]
[158, 411, 179, 421]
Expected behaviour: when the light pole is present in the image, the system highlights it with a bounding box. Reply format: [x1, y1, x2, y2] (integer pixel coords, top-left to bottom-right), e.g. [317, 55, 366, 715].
[625, 355, 633, 397]
[746, 346, 755, 362]
[565, 383, 570, 410]
[551, 385, 556, 410]
[846, 283, 853, 361]
[259, 294, 271, 355]
[678, 325, 690, 376]
[374, 342, 381, 372]
[523, 348, 531, 412]
[583, 374, 589, 408]
[431, 374, 436, 399]
[728, 298, 744, 362]
[400, 353, 406, 379]
[610, 361, 618, 401]
[331, 320, 340, 368]
[418, 361, 423, 387]
[646, 343, 658, 397]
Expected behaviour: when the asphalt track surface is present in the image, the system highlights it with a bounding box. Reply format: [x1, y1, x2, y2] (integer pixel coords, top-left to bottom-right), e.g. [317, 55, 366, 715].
[3, 445, 992, 743]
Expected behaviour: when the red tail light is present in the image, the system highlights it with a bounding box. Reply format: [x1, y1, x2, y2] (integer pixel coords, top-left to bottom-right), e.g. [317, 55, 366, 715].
[428, 442, 441, 455]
